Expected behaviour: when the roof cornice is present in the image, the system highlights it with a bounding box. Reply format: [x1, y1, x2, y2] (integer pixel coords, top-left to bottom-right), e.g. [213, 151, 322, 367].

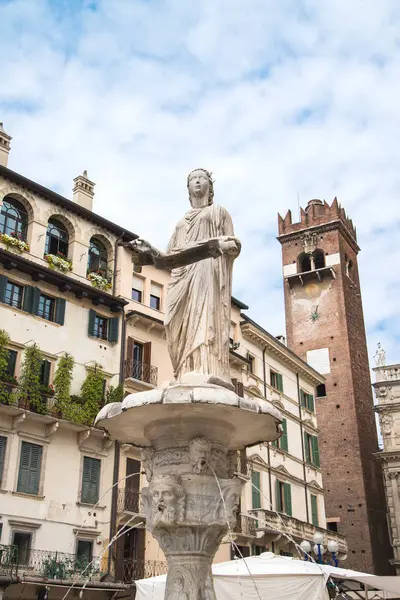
[277, 219, 360, 253]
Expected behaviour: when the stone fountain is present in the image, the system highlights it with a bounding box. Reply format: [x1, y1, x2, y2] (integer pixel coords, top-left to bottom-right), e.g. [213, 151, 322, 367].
[95, 169, 282, 599]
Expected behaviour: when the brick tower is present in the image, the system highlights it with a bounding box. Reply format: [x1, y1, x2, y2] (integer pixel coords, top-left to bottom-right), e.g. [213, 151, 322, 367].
[277, 199, 392, 574]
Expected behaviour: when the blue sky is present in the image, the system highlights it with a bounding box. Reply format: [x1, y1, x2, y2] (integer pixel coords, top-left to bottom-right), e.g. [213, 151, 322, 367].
[1, 0, 400, 368]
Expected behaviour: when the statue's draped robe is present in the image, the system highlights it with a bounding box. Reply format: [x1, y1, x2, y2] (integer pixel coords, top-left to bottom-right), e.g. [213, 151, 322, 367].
[165, 204, 239, 384]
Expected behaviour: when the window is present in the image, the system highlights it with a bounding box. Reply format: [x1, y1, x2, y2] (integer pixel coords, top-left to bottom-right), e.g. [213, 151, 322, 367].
[12, 532, 32, 564]
[40, 360, 51, 387]
[45, 218, 69, 258]
[0, 436, 7, 486]
[251, 471, 261, 509]
[314, 249, 325, 269]
[37, 293, 55, 322]
[300, 389, 315, 412]
[311, 494, 319, 526]
[304, 433, 320, 468]
[132, 275, 144, 303]
[231, 545, 250, 560]
[76, 540, 93, 566]
[17, 442, 43, 495]
[88, 310, 119, 343]
[252, 545, 265, 556]
[270, 370, 283, 392]
[272, 418, 288, 452]
[275, 480, 292, 516]
[81, 456, 101, 504]
[247, 353, 255, 374]
[299, 253, 312, 272]
[133, 263, 142, 274]
[87, 238, 108, 276]
[5, 350, 17, 377]
[0, 197, 28, 240]
[133, 341, 144, 363]
[4, 281, 23, 309]
[316, 384, 326, 398]
[150, 282, 162, 311]
[327, 521, 338, 533]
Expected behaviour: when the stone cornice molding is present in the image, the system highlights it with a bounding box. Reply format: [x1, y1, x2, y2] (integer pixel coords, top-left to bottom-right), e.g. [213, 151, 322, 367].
[277, 219, 360, 253]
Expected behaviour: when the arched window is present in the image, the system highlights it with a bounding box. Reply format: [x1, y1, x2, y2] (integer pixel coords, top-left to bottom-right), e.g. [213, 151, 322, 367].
[314, 249, 325, 269]
[0, 197, 28, 240]
[299, 253, 312, 272]
[45, 218, 69, 258]
[87, 238, 108, 275]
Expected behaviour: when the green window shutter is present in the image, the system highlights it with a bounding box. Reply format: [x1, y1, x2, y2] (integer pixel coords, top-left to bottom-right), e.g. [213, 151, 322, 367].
[312, 436, 320, 468]
[0, 436, 7, 485]
[280, 419, 288, 452]
[88, 309, 96, 336]
[304, 432, 311, 464]
[284, 483, 292, 516]
[311, 494, 319, 526]
[17, 442, 42, 495]
[300, 389, 306, 407]
[0, 275, 8, 303]
[22, 285, 34, 312]
[40, 360, 51, 387]
[276, 373, 283, 392]
[271, 439, 278, 448]
[6, 350, 17, 376]
[32, 287, 41, 315]
[81, 457, 101, 504]
[275, 480, 282, 512]
[251, 471, 261, 509]
[307, 394, 315, 412]
[108, 317, 119, 343]
[55, 298, 66, 325]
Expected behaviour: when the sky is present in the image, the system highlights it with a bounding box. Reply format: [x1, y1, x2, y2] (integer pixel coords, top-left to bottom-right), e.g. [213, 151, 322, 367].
[1, 0, 399, 368]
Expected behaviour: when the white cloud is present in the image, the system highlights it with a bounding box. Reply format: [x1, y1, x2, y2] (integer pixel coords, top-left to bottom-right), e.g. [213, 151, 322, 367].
[1, 0, 399, 365]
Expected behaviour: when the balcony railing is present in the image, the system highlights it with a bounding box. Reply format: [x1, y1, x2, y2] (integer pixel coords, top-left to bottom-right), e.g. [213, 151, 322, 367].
[234, 514, 257, 537]
[124, 359, 158, 386]
[250, 508, 347, 555]
[117, 488, 142, 514]
[231, 450, 252, 479]
[9, 548, 103, 581]
[0, 544, 18, 577]
[116, 558, 168, 582]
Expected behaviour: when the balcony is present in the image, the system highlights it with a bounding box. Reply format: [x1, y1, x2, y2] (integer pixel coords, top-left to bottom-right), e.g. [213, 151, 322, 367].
[250, 509, 347, 557]
[117, 558, 168, 583]
[117, 488, 143, 514]
[234, 514, 257, 538]
[231, 450, 252, 480]
[0, 544, 18, 577]
[124, 359, 158, 389]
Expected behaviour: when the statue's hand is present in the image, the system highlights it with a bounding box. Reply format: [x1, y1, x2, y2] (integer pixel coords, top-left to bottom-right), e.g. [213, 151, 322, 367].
[218, 236, 241, 256]
[129, 238, 160, 257]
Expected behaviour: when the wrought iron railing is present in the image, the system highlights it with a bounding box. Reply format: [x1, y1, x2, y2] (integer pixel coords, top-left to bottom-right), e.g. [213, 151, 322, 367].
[124, 359, 158, 386]
[117, 487, 142, 514]
[12, 548, 103, 581]
[115, 559, 168, 582]
[232, 450, 252, 478]
[0, 544, 18, 577]
[234, 514, 257, 537]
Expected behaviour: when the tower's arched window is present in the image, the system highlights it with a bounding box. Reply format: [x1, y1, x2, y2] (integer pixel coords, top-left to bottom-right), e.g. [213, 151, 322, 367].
[314, 249, 325, 269]
[88, 237, 108, 275]
[299, 253, 312, 273]
[0, 197, 28, 240]
[45, 218, 69, 257]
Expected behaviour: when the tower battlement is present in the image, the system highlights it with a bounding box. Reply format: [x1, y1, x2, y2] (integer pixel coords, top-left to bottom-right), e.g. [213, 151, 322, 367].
[278, 198, 356, 241]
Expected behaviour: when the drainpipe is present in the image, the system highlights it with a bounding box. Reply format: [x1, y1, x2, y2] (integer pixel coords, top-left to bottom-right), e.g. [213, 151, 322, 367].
[107, 231, 125, 576]
[263, 347, 273, 508]
[297, 372, 310, 523]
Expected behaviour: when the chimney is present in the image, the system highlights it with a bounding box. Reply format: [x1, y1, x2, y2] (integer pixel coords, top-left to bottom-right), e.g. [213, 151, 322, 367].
[0, 122, 12, 167]
[275, 335, 287, 346]
[73, 170, 95, 211]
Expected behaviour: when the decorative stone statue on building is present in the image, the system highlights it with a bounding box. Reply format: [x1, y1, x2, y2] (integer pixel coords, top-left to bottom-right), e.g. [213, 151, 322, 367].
[374, 343, 386, 367]
[126, 168, 241, 389]
[97, 169, 281, 599]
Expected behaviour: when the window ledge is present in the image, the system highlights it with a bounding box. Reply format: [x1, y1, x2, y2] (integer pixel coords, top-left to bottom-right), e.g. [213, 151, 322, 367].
[12, 491, 45, 500]
[88, 335, 114, 346]
[76, 501, 106, 509]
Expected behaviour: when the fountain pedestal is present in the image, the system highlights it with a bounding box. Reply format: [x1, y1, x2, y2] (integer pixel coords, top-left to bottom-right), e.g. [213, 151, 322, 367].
[96, 384, 281, 599]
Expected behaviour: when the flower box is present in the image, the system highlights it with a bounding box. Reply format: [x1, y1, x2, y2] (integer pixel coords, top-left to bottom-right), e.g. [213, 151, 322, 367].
[0, 232, 30, 253]
[87, 272, 112, 291]
[44, 253, 73, 273]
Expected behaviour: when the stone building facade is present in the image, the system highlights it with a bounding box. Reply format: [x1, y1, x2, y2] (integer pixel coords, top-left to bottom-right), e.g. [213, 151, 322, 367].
[0, 123, 346, 597]
[373, 361, 400, 574]
[277, 199, 392, 574]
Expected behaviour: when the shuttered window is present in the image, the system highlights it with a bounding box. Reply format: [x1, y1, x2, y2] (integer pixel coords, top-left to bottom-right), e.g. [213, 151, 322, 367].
[270, 370, 283, 392]
[251, 471, 261, 509]
[17, 442, 42, 495]
[88, 310, 118, 343]
[40, 360, 51, 387]
[304, 433, 320, 468]
[275, 480, 292, 516]
[81, 457, 101, 504]
[311, 494, 319, 526]
[6, 350, 17, 377]
[272, 418, 288, 452]
[0, 436, 7, 487]
[300, 389, 315, 412]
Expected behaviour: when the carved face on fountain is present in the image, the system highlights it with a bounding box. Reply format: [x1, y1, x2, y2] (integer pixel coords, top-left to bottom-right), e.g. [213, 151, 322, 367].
[149, 474, 186, 527]
[189, 437, 212, 474]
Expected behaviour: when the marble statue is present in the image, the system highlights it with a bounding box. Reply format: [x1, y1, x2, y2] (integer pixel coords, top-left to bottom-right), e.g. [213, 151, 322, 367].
[374, 342, 386, 367]
[127, 168, 241, 389]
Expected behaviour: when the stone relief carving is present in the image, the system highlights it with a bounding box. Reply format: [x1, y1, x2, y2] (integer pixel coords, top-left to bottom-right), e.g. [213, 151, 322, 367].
[381, 412, 393, 438]
[301, 232, 318, 254]
[189, 437, 212, 474]
[141, 447, 155, 482]
[142, 474, 186, 530]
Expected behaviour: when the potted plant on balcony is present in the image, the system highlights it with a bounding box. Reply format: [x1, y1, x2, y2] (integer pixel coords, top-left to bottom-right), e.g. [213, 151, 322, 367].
[44, 251, 73, 273]
[87, 268, 112, 291]
[0, 231, 30, 253]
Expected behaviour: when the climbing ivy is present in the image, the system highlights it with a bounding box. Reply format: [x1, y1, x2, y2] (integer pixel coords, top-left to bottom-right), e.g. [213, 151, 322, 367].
[53, 353, 75, 416]
[63, 363, 106, 425]
[105, 384, 124, 404]
[0, 329, 11, 404]
[17, 344, 45, 413]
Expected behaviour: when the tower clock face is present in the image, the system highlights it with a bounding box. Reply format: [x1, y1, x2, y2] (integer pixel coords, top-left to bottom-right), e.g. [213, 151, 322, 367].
[305, 283, 320, 299]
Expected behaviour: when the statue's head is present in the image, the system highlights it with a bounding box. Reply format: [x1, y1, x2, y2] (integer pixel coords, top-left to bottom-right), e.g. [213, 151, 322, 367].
[187, 168, 214, 208]
[149, 474, 186, 526]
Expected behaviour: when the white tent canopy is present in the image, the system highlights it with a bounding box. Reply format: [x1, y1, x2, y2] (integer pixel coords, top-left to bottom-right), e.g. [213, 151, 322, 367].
[135, 553, 400, 600]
